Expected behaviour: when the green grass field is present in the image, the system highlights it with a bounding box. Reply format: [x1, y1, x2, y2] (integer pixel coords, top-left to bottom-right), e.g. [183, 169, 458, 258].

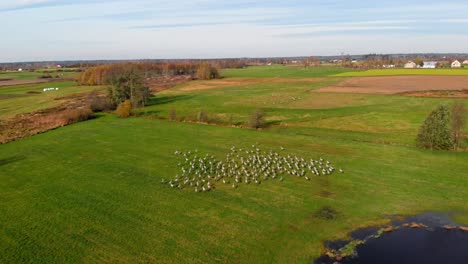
[1, 116, 467, 263]
[334, 68, 468, 77]
[0, 81, 105, 119]
[137, 77, 467, 147]
[0, 66, 467, 263]
[0, 70, 79, 80]
[0, 71, 45, 80]
[222, 65, 357, 78]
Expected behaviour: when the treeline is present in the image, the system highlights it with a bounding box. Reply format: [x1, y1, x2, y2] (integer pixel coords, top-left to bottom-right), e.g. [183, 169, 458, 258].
[77, 61, 226, 86]
[79, 62, 223, 118]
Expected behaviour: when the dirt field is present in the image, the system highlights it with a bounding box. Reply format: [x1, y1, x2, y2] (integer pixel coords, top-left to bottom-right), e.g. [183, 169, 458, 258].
[315, 76, 468, 95]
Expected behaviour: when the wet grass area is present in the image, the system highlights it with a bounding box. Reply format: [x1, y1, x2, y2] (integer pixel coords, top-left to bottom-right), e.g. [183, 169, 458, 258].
[313, 206, 340, 220]
[315, 212, 468, 264]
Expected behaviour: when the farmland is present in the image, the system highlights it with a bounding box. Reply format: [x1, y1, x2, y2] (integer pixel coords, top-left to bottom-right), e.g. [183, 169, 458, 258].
[0, 66, 467, 263]
[315, 76, 468, 95]
[334, 68, 468, 77]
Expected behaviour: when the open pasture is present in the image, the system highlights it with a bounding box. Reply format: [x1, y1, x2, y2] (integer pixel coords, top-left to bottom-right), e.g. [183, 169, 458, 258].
[0, 65, 467, 263]
[314, 76, 468, 95]
[0, 79, 58, 87]
[178, 77, 325, 92]
[0, 116, 467, 263]
[138, 73, 467, 146]
[0, 71, 46, 81]
[0, 70, 79, 84]
[222, 65, 357, 78]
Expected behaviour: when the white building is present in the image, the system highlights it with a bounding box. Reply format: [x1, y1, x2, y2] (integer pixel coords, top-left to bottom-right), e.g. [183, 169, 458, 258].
[451, 60, 461, 68]
[18, 68, 23, 72]
[404, 61, 417, 69]
[422, 61, 438, 69]
[462, 60, 468, 65]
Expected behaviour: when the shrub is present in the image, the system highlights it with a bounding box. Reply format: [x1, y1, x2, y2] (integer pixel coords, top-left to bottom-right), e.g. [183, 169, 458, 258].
[39, 73, 53, 79]
[169, 108, 177, 121]
[61, 108, 94, 125]
[417, 104, 454, 150]
[87, 91, 113, 112]
[197, 110, 209, 123]
[249, 109, 266, 129]
[195, 62, 220, 80]
[116, 100, 132, 118]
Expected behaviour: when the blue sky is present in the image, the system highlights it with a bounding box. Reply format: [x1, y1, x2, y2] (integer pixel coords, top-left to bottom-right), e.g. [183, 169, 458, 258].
[1, 0, 468, 62]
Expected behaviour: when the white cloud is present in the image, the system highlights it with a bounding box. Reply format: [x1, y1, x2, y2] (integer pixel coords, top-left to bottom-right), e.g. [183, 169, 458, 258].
[0, 0, 53, 9]
[1, 0, 468, 62]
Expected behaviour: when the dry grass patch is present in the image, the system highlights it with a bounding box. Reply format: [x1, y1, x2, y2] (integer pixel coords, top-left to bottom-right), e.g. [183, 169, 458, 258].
[400, 90, 468, 98]
[0, 93, 94, 144]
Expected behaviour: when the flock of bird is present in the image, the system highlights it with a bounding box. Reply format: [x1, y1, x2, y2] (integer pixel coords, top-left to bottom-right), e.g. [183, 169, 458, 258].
[161, 145, 344, 193]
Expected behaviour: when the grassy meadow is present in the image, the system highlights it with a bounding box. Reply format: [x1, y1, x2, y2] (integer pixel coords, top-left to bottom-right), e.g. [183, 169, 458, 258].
[222, 65, 358, 78]
[0, 69, 78, 80]
[0, 66, 467, 263]
[137, 76, 467, 147]
[0, 81, 105, 119]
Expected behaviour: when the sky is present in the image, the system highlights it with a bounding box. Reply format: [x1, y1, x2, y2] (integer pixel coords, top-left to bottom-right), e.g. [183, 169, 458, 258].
[1, 0, 468, 62]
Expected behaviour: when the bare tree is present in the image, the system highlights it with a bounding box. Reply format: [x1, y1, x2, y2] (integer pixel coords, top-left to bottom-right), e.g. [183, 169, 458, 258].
[249, 109, 266, 129]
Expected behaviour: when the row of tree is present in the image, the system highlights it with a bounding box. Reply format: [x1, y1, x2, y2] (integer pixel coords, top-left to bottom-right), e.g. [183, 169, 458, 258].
[79, 62, 222, 117]
[417, 102, 466, 150]
[77, 62, 221, 86]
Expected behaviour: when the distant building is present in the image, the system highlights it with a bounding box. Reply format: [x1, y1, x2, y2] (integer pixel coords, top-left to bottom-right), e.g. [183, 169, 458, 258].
[18, 68, 23, 72]
[383, 64, 395, 68]
[451, 60, 461, 68]
[404, 61, 417, 69]
[463, 60, 468, 65]
[56, 64, 62, 68]
[422, 61, 438, 69]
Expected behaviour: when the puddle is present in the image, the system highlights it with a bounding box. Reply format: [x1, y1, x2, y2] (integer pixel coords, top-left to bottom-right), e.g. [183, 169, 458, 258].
[315, 212, 468, 264]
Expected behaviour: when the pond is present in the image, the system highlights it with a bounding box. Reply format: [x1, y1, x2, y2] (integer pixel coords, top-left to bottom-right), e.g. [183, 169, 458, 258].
[315, 212, 468, 264]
